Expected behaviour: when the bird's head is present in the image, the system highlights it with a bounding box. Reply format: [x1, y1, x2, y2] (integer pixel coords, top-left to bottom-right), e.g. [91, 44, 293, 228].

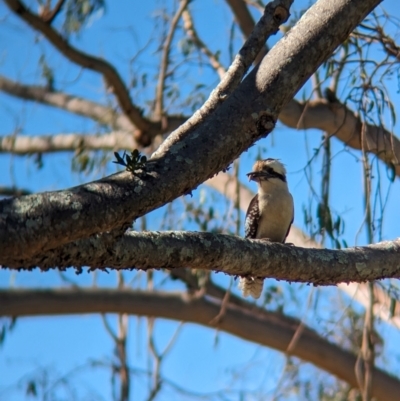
[246, 158, 287, 184]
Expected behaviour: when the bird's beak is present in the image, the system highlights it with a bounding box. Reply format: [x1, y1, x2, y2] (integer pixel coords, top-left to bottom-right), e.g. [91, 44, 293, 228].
[246, 171, 270, 182]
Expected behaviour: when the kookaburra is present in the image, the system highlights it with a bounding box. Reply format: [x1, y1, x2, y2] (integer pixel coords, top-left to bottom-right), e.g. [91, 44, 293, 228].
[239, 158, 294, 299]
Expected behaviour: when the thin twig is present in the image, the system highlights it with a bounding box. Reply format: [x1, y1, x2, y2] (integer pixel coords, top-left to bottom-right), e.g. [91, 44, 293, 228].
[182, 6, 226, 79]
[154, 0, 190, 120]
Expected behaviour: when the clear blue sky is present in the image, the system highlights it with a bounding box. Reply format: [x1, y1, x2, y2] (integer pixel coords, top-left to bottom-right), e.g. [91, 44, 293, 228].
[1, 0, 400, 400]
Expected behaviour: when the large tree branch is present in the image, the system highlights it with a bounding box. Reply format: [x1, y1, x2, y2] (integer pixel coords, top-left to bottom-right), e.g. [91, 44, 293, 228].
[0, 0, 379, 262]
[3, 231, 400, 286]
[2, 0, 166, 146]
[1, 288, 399, 401]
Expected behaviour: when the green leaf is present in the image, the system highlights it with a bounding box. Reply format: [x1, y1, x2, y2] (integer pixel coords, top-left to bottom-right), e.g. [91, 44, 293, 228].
[114, 151, 124, 163]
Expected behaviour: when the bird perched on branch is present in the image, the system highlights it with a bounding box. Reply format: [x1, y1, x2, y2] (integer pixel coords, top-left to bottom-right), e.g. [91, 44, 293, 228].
[239, 158, 294, 299]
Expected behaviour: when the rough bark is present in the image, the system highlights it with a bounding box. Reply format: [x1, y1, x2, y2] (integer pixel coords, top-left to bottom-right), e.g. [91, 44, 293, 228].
[0, 0, 380, 263]
[1, 288, 399, 401]
[3, 231, 400, 286]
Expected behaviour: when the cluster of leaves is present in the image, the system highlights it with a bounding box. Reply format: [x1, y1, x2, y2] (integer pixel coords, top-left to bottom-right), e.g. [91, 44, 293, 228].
[113, 149, 147, 174]
[62, 0, 105, 35]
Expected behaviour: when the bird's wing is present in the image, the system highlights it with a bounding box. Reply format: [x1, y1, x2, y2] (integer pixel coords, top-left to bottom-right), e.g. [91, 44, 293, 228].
[245, 194, 259, 239]
[284, 205, 294, 243]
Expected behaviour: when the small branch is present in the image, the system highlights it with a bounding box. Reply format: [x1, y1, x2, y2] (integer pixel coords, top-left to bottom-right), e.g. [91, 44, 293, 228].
[39, 0, 66, 24]
[224, 0, 268, 64]
[154, 0, 190, 120]
[182, 7, 226, 80]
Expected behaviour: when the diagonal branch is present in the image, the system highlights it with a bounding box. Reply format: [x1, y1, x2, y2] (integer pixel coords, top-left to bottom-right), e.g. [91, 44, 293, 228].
[224, 0, 268, 64]
[154, 0, 190, 120]
[3, 0, 154, 143]
[1, 288, 399, 401]
[39, 0, 66, 24]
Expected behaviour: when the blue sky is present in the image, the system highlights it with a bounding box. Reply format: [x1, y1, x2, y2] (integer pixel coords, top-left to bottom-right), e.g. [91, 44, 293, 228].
[1, 0, 400, 400]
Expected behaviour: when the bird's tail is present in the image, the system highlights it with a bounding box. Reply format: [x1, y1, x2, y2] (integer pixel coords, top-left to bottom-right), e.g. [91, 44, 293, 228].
[238, 276, 264, 299]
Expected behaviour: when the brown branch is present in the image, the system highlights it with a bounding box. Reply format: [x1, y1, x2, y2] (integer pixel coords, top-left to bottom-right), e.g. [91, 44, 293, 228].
[1, 288, 399, 401]
[3, 0, 155, 144]
[39, 0, 66, 24]
[154, 0, 190, 120]
[182, 7, 226, 80]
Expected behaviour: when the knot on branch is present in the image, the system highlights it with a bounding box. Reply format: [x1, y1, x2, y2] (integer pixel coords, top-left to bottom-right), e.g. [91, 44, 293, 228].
[253, 110, 276, 134]
[273, 6, 289, 24]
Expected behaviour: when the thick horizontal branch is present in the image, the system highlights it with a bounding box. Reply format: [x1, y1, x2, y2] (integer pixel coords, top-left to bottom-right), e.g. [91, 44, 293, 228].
[3, 231, 400, 286]
[1, 288, 399, 401]
[3, 0, 152, 140]
[0, 0, 379, 262]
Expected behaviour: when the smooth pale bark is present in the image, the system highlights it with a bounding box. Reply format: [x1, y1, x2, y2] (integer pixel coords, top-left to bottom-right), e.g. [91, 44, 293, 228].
[0, 0, 380, 263]
[1, 289, 399, 401]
